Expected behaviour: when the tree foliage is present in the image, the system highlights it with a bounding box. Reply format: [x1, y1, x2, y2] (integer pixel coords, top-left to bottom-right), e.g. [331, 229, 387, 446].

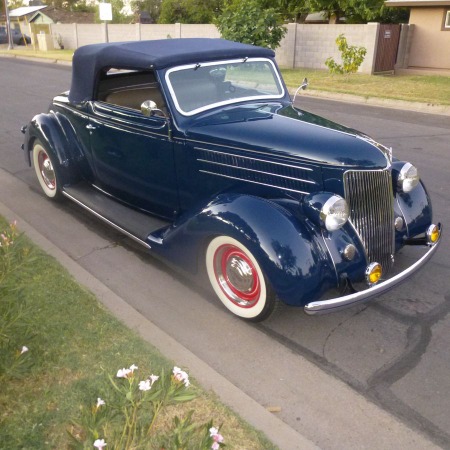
[159, 0, 223, 24]
[216, 0, 287, 50]
[130, 0, 162, 22]
[325, 34, 367, 75]
[306, 0, 409, 23]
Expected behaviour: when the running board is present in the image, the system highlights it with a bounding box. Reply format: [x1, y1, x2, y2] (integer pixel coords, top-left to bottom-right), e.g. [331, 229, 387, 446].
[62, 183, 170, 249]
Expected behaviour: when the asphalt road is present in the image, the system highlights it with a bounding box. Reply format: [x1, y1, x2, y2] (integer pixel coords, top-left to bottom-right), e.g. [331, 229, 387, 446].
[1, 57, 449, 449]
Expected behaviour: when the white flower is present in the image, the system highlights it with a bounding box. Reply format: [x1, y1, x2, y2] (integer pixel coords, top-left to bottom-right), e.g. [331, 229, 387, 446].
[149, 374, 159, 385]
[129, 364, 138, 372]
[117, 368, 132, 378]
[96, 398, 105, 408]
[20, 346, 29, 355]
[173, 366, 190, 387]
[139, 379, 152, 391]
[93, 438, 107, 449]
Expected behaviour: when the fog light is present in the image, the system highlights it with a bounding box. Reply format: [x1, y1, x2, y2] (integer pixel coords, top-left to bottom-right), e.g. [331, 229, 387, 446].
[342, 244, 356, 261]
[427, 224, 440, 244]
[366, 262, 382, 285]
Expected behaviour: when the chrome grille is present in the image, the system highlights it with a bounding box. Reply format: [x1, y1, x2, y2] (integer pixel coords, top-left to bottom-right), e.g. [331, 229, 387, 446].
[344, 169, 395, 274]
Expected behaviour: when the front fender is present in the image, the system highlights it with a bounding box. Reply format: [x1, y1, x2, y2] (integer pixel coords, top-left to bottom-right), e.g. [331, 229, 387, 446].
[150, 194, 338, 307]
[395, 180, 433, 247]
[23, 111, 82, 185]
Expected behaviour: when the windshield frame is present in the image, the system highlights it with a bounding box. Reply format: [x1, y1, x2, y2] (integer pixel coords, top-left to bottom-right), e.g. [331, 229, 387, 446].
[165, 58, 285, 117]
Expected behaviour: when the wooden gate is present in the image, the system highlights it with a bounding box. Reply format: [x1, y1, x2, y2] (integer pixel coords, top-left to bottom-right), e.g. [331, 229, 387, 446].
[374, 24, 401, 73]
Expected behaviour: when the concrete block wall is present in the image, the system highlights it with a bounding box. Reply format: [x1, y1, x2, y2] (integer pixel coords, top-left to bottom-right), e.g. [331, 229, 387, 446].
[49, 22, 379, 74]
[276, 23, 379, 74]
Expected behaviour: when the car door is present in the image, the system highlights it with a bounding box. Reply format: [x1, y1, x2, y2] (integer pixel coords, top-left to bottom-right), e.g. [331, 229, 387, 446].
[87, 101, 178, 219]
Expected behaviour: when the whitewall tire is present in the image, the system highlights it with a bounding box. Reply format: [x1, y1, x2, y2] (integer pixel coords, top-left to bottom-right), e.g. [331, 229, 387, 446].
[206, 235, 275, 321]
[32, 140, 61, 200]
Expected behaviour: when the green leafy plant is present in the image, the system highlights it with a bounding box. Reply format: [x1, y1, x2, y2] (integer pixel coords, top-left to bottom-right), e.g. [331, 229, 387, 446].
[69, 364, 225, 449]
[0, 221, 36, 381]
[325, 34, 367, 76]
[216, 0, 287, 50]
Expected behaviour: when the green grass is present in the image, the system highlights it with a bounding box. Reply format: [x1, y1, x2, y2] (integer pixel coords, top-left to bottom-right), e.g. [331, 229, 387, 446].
[0, 217, 276, 450]
[281, 68, 450, 106]
[0, 47, 74, 61]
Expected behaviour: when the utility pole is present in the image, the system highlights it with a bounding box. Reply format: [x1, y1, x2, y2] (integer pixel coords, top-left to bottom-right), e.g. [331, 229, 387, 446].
[3, 0, 14, 49]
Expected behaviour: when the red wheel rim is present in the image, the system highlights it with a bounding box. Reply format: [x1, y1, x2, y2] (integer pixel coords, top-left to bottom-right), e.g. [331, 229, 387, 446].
[213, 244, 261, 308]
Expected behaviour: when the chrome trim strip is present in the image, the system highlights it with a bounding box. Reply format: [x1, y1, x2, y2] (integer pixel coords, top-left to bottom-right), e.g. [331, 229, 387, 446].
[62, 190, 152, 249]
[197, 158, 317, 184]
[199, 170, 310, 194]
[304, 225, 442, 315]
[195, 146, 314, 172]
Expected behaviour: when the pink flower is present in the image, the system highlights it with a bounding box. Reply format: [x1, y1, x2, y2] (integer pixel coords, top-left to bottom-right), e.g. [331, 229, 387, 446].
[93, 438, 107, 449]
[209, 426, 224, 449]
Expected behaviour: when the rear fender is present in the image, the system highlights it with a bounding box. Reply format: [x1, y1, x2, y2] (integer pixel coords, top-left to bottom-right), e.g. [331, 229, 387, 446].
[151, 194, 337, 307]
[23, 111, 84, 185]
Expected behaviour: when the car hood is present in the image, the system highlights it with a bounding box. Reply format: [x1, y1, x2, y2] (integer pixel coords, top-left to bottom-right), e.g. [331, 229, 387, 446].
[184, 103, 391, 169]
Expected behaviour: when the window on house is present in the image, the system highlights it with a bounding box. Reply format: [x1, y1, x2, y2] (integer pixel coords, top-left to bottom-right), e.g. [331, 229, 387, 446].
[444, 10, 450, 29]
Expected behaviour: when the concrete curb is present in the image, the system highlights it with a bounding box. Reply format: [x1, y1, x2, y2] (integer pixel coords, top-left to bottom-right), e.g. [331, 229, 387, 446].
[0, 199, 320, 450]
[1, 52, 449, 116]
[300, 89, 450, 117]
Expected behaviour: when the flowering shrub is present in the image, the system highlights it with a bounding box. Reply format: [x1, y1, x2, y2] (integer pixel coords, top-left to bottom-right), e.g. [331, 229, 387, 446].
[70, 364, 225, 449]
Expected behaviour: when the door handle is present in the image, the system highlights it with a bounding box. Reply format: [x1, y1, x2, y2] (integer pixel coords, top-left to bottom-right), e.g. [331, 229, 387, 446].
[86, 124, 96, 130]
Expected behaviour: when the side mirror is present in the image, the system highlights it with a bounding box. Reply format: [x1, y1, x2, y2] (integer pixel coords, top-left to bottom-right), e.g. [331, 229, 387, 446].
[292, 77, 309, 105]
[300, 77, 308, 91]
[141, 100, 159, 117]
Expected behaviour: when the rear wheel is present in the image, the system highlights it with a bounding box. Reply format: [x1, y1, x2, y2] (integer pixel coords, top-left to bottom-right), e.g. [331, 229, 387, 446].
[32, 140, 62, 200]
[206, 236, 276, 321]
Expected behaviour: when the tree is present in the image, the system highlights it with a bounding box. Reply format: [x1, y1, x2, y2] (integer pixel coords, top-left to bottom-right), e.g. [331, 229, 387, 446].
[216, 0, 287, 50]
[130, 0, 162, 23]
[159, 0, 223, 24]
[306, 0, 409, 24]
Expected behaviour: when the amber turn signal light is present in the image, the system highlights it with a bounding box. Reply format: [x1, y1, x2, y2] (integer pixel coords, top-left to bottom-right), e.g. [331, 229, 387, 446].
[427, 224, 440, 245]
[366, 262, 382, 285]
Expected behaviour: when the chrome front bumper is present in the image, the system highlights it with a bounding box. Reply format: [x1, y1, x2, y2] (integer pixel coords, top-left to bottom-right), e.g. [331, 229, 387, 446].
[304, 224, 442, 315]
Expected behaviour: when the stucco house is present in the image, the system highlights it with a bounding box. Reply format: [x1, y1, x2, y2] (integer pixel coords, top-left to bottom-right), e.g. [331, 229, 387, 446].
[386, 0, 450, 72]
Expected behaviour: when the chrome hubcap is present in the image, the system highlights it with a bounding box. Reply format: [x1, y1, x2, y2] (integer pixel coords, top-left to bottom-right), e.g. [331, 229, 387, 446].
[213, 244, 260, 308]
[227, 256, 255, 293]
[38, 151, 56, 190]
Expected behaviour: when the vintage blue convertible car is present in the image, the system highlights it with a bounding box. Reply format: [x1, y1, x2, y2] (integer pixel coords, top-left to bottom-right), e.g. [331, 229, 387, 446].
[22, 39, 441, 321]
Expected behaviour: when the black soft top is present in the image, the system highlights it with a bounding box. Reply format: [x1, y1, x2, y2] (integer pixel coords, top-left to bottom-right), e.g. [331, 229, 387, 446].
[68, 38, 275, 103]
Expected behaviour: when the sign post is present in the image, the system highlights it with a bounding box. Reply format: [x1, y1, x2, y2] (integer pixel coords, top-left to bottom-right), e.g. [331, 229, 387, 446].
[3, 0, 14, 49]
[99, 2, 112, 43]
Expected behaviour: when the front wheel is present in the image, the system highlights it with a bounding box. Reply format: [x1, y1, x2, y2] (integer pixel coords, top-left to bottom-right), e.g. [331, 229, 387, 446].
[206, 236, 276, 321]
[32, 140, 62, 200]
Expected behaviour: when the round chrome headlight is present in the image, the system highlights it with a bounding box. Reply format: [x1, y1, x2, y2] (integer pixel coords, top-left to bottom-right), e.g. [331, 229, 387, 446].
[320, 195, 349, 231]
[398, 163, 419, 193]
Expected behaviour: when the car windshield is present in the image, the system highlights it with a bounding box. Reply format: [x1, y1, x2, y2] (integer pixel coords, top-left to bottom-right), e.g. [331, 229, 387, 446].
[165, 58, 284, 116]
